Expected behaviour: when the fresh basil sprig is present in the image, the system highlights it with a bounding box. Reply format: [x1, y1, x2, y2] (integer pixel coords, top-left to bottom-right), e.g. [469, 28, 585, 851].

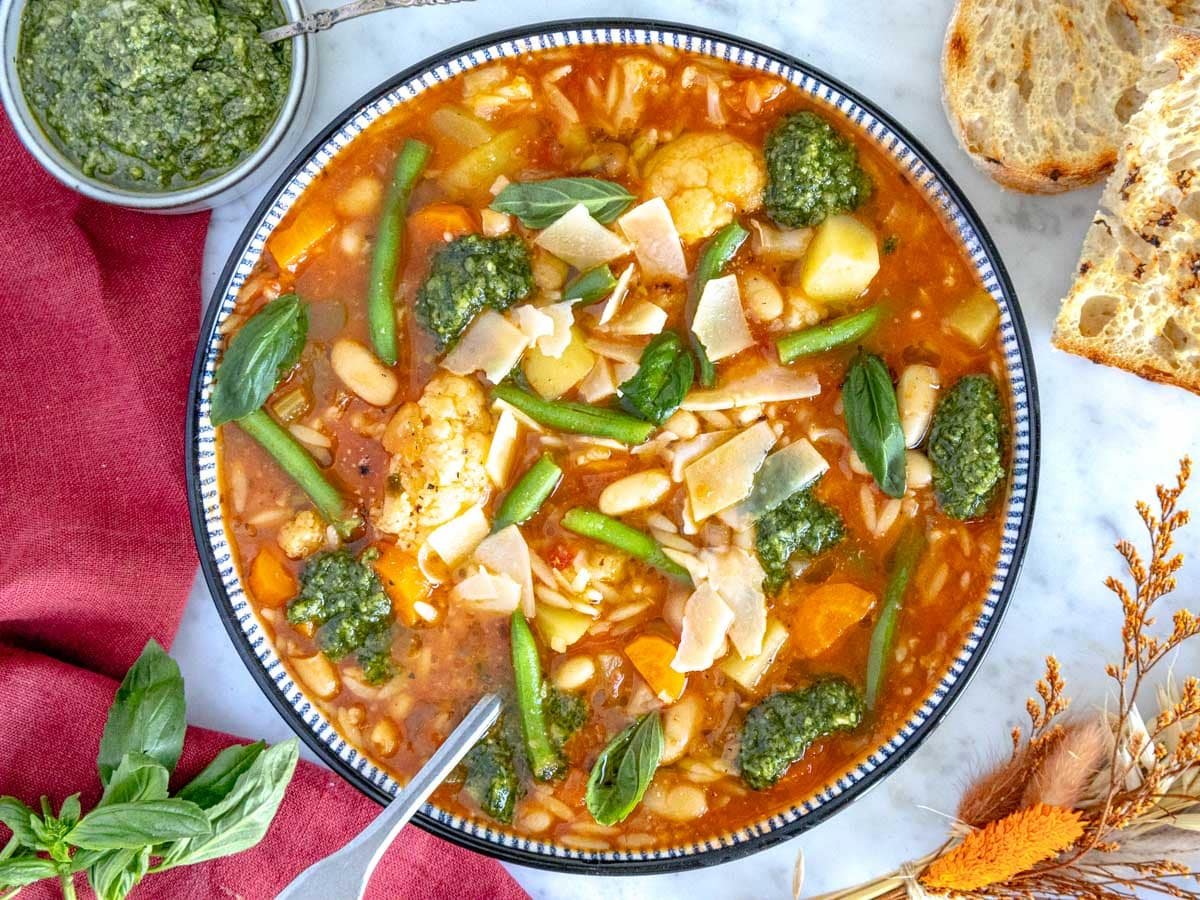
[210, 294, 308, 425]
[585, 712, 664, 826]
[843, 351, 907, 498]
[618, 331, 695, 425]
[490, 177, 635, 229]
[0, 641, 298, 900]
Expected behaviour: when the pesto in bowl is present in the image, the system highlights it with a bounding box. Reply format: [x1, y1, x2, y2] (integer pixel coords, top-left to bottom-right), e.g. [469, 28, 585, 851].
[17, 0, 291, 191]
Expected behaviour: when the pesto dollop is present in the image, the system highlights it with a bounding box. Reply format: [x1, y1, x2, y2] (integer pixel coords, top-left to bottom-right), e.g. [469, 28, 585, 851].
[18, 0, 291, 191]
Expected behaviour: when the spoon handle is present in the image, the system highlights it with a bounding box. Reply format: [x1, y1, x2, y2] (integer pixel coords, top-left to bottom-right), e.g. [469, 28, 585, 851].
[276, 693, 502, 900]
[261, 0, 475, 43]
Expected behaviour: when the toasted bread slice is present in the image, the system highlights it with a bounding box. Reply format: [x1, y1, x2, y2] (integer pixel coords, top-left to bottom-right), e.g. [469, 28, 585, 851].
[942, 0, 1188, 193]
[1053, 28, 1200, 392]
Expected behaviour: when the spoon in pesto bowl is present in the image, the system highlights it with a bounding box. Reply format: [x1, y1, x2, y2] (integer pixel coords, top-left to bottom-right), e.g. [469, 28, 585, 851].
[277, 693, 502, 900]
[260, 0, 473, 43]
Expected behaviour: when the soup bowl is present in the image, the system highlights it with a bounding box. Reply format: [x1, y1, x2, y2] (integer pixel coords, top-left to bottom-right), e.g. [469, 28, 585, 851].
[187, 19, 1040, 873]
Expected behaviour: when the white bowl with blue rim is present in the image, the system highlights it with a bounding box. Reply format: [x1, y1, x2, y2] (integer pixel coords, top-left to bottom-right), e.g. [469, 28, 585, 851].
[187, 19, 1040, 873]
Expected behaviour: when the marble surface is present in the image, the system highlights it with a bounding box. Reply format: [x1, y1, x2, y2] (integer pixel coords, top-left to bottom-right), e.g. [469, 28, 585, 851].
[176, 0, 1200, 896]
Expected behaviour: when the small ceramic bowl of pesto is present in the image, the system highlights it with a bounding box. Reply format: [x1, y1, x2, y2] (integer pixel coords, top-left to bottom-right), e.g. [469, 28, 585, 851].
[0, 0, 313, 212]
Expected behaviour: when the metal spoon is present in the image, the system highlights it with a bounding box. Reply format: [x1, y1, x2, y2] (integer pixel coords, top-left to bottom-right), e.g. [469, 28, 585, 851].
[276, 693, 502, 900]
[261, 0, 474, 43]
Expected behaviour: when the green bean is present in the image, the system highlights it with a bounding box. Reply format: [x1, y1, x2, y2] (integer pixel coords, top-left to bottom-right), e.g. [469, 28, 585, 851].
[237, 409, 361, 538]
[367, 139, 431, 365]
[776, 305, 883, 364]
[492, 384, 654, 445]
[864, 520, 926, 709]
[493, 454, 562, 532]
[561, 508, 692, 582]
[563, 265, 617, 304]
[510, 610, 564, 780]
[687, 222, 748, 387]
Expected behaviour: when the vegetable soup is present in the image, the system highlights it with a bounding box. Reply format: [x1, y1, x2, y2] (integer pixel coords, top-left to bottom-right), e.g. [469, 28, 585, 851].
[213, 45, 1011, 848]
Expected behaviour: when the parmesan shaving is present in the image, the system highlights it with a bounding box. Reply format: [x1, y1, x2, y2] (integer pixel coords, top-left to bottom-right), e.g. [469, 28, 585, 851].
[441, 310, 529, 383]
[426, 505, 490, 568]
[683, 421, 777, 521]
[618, 197, 687, 281]
[473, 525, 536, 617]
[598, 262, 635, 325]
[670, 583, 734, 672]
[535, 203, 630, 270]
[485, 408, 520, 488]
[691, 274, 754, 361]
[682, 362, 820, 410]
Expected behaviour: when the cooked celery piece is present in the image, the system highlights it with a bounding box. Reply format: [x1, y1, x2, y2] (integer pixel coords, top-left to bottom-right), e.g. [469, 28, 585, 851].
[776, 305, 882, 363]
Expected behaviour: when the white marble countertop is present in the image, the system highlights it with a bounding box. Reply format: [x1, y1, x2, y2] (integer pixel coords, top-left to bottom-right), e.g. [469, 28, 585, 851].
[177, 0, 1200, 896]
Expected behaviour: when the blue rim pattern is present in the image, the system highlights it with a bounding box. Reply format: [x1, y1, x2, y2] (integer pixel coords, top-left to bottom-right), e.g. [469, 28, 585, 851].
[187, 20, 1039, 874]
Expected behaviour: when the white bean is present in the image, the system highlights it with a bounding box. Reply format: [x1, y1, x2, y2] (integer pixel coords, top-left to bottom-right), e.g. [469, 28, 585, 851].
[897, 365, 940, 448]
[370, 718, 399, 756]
[598, 469, 672, 516]
[331, 339, 398, 407]
[662, 408, 699, 440]
[291, 653, 340, 700]
[553, 656, 596, 691]
[661, 695, 701, 764]
[642, 781, 708, 821]
[906, 450, 933, 489]
[335, 176, 383, 219]
[741, 270, 784, 323]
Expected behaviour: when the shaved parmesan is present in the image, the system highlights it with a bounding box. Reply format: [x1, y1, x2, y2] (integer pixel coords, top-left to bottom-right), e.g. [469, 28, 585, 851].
[671, 583, 734, 672]
[720, 617, 789, 690]
[535, 203, 629, 270]
[486, 409, 520, 488]
[492, 397, 546, 433]
[701, 547, 767, 658]
[608, 300, 668, 336]
[451, 567, 522, 614]
[718, 439, 829, 531]
[474, 525, 535, 617]
[442, 310, 529, 383]
[669, 430, 737, 482]
[684, 421, 777, 521]
[538, 302, 575, 358]
[661, 547, 708, 584]
[613, 361, 639, 384]
[584, 335, 647, 364]
[426, 505, 490, 568]
[682, 362, 820, 410]
[618, 198, 687, 281]
[598, 263, 635, 325]
[577, 357, 617, 402]
[692, 275, 754, 361]
[511, 304, 555, 345]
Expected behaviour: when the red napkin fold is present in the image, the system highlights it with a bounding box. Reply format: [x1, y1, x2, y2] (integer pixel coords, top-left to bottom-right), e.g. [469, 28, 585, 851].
[0, 117, 527, 900]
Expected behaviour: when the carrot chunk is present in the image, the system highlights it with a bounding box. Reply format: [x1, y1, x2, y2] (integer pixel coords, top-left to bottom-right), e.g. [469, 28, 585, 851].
[372, 543, 431, 626]
[247, 548, 298, 608]
[407, 203, 476, 245]
[793, 583, 876, 659]
[269, 201, 338, 271]
[625, 634, 687, 703]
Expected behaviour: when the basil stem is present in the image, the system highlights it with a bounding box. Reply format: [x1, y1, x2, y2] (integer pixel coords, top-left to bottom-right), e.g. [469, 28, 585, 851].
[367, 139, 431, 366]
[687, 222, 748, 387]
[561, 508, 692, 582]
[493, 454, 562, 532]
[585, 713, 664, 825]
[492, 384, 655, 445]
[562, 265, 618, 304]
[510, 611, 565, 781]
[490, 177, 635, 228]
[236, 409, 361, 538]
[864, 521, 926, 709]
[843, 351, 907, 497]
[776, 305, 883, 363]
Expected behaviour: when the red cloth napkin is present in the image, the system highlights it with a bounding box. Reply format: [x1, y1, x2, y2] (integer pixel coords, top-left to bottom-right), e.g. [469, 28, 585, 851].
[0, 117, 528, 900]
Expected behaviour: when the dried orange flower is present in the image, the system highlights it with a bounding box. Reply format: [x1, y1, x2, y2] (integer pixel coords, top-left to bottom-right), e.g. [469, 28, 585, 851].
[922, 804, 1085, 892]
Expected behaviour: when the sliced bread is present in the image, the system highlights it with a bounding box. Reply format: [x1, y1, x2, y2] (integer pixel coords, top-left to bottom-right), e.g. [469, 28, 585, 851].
[1053, 28, 1200, 392]
[941, 0, 1191, 193]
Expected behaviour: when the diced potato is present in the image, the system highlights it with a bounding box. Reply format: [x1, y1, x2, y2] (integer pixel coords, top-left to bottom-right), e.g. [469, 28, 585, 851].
[799, 214, 880, 303]
[430, 105, 496, 148]
[947, 289, 1001, 347]
[269, 201, 338, 271]
[522, 327, 595, 399]
[440, 123, 536, 199]
[534, 605, 593, 652]
[719, 618, 788, 691]
[626, 634, 687, 703]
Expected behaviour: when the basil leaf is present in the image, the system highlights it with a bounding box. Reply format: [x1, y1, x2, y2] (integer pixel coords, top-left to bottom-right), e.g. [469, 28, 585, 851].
[490, 178, 635, 228]
[843, 351, 906, 497]
[0, 855, 58, 888]
[210, 294, 308, 425]
[617, 332, 694, 425]
[100, 754, 170, 807]
[67, 800, 211, 850]
[585, 713, 663, 826]
[0, 799, 38, 850]
[87, 847, 150, 900]
[57, 795, 81, 828]
[175, 742, 265, 809]
[154, 740, 298, 871]
[97, 641, 186, 786]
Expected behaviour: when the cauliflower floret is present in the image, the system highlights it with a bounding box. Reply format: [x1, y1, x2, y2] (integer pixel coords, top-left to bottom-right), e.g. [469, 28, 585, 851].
[373, 373, 493, 550]
[277, 510, 326, 560]
[641, 132, 766, 242]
